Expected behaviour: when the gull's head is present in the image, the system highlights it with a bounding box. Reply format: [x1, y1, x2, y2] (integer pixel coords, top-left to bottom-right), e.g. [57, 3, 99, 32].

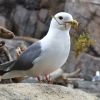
[50, 12, 78, 30]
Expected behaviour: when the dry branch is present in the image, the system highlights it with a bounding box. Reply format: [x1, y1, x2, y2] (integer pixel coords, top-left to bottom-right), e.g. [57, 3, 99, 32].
[14, 36, 38, 43]
[0, 26, 15, 39]
[3, 46, 13, 61]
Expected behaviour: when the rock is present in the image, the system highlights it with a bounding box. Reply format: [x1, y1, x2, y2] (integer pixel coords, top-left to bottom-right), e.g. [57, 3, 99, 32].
[0, 15, 12, 31]
[17, 0, 40, 10]
[40, 0, 50, 8]
[75, 80, 100, 93]
[0, 83, 98, 100]
[35, 20, 48, 39]
[23, 11, 37, 36]
[11, 5, 37, 36]
[0, 0, 66, 38]
[0, 0, 4, 4]
[11, 5, 28, 36]
[63, 51, 100, 81]
[38, 9, 48, 22]
[79, 54, 100, 80]
[0, 0, 16, 16]
[65, 0, 100, 55]
[63, 0, 100, 81]
[0, 0, 66, 39]
[24, 0, 40, 10]
[0, 16, 7, 27]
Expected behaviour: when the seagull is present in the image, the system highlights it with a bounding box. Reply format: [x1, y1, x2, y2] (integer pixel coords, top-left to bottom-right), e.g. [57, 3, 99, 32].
[0, 12, 78, 80]
[92, 71, 100, 82]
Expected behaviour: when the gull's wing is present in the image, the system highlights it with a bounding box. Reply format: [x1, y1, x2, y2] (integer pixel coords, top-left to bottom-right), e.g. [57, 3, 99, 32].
[0, 42, 41, 72]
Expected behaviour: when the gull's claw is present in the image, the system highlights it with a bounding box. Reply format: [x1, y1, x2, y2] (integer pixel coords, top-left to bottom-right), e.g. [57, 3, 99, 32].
[16, 46, 26, 58]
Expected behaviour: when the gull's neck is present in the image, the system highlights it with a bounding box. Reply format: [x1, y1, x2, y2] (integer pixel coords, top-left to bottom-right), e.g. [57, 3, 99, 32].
[41, 27, 70, 42]
[40, 28, 70, 45]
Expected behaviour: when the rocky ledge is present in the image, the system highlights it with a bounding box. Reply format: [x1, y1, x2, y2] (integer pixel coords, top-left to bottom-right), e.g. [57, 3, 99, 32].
[0, 83, 98, 100]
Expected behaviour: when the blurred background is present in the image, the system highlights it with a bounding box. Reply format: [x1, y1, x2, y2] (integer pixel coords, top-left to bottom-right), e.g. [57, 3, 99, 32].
[0, 0, 100, 81]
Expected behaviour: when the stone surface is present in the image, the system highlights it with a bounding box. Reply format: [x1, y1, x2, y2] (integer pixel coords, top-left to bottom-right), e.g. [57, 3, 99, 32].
[76, 80, 100, 93]
[65, 0, 100, 54]
[17, 0, 40, 10]
[11, 5, 37, 36]
[11, 5, 28, 35]
[0, 0, 4, 4]
[40, 0, 50, 8]
[0, 16, 7, 27]
[0, 0, 65, 38]
[63, 0, 100, 80]
[38, 9, 48, 22]
[0, 16, 11, 30]
[0, 0, 16, 16]
[72, 80, 100, 98]
[64, 52, 100, 81]
[35, 20, 48, 39]
[0, 83, 98, 100]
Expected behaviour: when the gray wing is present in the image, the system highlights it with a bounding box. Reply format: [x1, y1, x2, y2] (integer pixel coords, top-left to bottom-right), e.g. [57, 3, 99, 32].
[9, 42, 41, 71]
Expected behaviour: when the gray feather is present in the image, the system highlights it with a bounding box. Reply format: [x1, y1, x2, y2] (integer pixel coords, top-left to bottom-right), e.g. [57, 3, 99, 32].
[0, 42, 41, 72]
[10, 42, 41, 71]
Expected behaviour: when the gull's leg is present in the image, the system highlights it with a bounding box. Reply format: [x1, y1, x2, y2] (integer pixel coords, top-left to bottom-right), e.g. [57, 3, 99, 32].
[11, 46, 27, 83]
[35, 75, 51, 83]
[35, 75, 46, 83]
[36, 76, 41, 82]
[46, 68, 64, 84]
[16, 45, 27, 58]
[16, 47, 22, 58]
[46, 74, 51, 82]
[36, 68, 64, 84]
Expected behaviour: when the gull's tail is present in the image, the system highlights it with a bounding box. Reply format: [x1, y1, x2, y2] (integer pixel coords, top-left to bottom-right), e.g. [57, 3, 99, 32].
[0, 60, 16, 75]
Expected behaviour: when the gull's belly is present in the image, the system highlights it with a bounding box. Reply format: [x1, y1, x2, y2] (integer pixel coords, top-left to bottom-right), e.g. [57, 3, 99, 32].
[29, 40, 70, 76]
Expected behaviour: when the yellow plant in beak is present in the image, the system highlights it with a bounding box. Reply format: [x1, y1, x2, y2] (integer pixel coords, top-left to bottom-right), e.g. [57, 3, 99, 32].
[67, 20, 79, 29]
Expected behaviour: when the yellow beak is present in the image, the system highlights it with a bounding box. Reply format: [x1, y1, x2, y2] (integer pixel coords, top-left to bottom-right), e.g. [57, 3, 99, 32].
[66, 20, 79, 29]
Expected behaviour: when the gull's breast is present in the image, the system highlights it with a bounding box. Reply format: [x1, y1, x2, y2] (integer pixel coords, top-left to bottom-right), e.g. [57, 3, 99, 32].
[30, 34, 70, 76]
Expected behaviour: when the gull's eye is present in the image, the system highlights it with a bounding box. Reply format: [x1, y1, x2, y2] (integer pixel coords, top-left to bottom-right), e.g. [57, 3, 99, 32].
[58, 16, 63, 20]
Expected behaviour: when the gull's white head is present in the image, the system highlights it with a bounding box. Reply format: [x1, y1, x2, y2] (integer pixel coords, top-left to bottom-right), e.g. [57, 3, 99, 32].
[50, 12, 78, 30]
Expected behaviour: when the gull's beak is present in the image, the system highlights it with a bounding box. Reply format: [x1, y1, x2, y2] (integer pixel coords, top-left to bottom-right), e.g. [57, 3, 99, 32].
[66, 20, 79, 29]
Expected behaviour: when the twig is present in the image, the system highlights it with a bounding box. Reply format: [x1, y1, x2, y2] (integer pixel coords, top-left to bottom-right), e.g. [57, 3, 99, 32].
[3, 46, 13, 61]
[0, 26, 15, 39]
[62, 67, 81, 79]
